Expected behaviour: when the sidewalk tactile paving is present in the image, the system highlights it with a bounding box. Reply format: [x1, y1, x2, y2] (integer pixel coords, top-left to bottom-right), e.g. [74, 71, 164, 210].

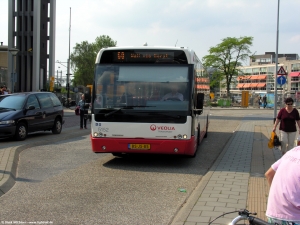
[181, 120, 280, 225]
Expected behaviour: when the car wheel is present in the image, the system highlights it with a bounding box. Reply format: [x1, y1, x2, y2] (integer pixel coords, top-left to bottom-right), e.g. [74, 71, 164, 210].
[15, 122, 28, 141]
[52, 118, 62, 134]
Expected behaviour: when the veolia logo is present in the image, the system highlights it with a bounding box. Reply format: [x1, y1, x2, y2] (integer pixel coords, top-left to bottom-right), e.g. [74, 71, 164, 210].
[150, 124, 156, 131]
[158, 126, 175, 130]
[150, 124, 175, 131]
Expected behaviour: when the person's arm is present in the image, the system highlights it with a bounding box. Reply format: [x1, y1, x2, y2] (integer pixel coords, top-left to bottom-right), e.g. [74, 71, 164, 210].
[296, 120, 300, 134]
[294, 109, 300, 134]
[265, 167, 276, 186]
[273, 118, 280, 132]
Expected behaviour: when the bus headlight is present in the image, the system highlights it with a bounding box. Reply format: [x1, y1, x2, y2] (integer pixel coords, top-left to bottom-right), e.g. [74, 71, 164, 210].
[93, 132, 103, 137]
[174, 134, 188, 139]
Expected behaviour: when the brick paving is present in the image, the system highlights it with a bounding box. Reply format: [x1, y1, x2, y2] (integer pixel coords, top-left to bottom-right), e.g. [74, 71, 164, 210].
[172, 119, 282, 225]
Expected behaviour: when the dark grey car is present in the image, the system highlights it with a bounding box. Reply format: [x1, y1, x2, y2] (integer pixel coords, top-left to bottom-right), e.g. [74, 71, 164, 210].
[0, 92, 64, 141]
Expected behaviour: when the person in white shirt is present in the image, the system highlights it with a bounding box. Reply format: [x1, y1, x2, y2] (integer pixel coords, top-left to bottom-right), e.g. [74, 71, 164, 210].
[1, 85, 8, 95]
[161, 83, 183, 101]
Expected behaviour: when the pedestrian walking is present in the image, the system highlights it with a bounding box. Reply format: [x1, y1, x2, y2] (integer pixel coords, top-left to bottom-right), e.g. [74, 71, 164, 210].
[265, 146, 300, 224]
[258, 95, 262, 108]
[273, 97, 300, 154]
[77, 94, 89, 129]
[262, 94, 267, 108]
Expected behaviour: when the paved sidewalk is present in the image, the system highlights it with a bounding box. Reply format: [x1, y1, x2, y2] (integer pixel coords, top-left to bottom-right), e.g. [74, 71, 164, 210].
[172, 117, 282, 225]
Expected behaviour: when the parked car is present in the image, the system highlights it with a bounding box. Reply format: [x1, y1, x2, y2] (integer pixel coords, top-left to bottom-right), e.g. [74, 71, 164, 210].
[0, 92, 65, 141]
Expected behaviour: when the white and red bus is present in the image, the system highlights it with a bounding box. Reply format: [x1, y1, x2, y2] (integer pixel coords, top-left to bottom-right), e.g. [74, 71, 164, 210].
[90, 46, 210, 157]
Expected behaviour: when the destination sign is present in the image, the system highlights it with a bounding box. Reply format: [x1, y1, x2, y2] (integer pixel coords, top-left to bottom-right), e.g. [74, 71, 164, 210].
[100, 50, 188, 64]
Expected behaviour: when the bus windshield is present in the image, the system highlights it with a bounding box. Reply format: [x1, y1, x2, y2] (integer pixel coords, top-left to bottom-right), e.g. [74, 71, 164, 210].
[93, 65, 191, 111]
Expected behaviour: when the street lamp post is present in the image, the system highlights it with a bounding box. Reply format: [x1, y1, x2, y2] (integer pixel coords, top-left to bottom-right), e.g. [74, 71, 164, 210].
[66, 7, 72, 108]
[9, 48, 19, 93]
[273, 0, 280, 123]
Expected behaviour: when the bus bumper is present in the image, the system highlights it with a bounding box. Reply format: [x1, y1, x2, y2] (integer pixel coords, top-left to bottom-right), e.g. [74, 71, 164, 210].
[90, 135, 197, 156]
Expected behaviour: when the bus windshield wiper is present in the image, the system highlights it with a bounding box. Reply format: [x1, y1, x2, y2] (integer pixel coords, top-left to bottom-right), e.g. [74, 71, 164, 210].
[0, 107, 16, 111]
[148, 112, 181, 119]
[104, 105, 153, 117]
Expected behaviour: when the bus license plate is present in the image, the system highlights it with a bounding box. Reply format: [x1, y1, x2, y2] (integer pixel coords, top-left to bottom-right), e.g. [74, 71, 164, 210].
[128, 144, 150, 150]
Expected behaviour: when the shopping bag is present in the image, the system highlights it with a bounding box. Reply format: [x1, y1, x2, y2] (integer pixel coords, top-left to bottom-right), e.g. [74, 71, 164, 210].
[273, 134, 281, 147]
[75, 106, 80, 116]
[268, 131, 276, 149]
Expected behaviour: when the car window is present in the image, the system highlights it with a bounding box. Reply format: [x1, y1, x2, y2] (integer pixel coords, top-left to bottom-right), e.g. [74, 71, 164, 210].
[36, 93, 53, 108]
[0, 95, 25, 110]
[26, 95, 40, 109]
[50, 93, 62, 106]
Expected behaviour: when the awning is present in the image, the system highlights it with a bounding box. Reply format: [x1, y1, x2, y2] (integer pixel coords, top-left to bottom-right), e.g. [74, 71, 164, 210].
[249, 83, 258, 87]
[256, 83, 266, 87]
[238, 76, 251, 80]
[289, 72, 300, 77]
[197, 85, 210, 90]
[196, 77, 210, 82]
[236, 83, 244, 88]
[243, 83, 251, 88]
[250, 75, 267, 80]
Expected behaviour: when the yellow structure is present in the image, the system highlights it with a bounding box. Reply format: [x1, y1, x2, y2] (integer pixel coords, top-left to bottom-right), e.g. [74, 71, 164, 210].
[86, 84, 93, 93]
[50, 76, 55, 91]
[241, 91, 249, 107]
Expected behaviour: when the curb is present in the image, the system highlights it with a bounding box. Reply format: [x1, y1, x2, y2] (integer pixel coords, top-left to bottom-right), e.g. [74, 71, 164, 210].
[170, 121, 242, 225]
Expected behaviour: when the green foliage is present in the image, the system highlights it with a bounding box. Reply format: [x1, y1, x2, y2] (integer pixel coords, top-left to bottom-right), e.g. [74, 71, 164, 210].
[202, 36, 253, 96]
[70, 35, 117, 86]
[60, 87, 74, 94]
[60, 87, 67, 94]
[94, 35, 117, 52]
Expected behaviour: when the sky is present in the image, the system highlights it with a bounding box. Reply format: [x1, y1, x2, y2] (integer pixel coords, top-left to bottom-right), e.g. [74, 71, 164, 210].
[0, 0, 300, 76]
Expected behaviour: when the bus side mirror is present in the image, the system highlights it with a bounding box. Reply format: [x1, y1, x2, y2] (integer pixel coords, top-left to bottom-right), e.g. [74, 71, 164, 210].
[196, 93, 204, 110]
[196, 93, 204, 114]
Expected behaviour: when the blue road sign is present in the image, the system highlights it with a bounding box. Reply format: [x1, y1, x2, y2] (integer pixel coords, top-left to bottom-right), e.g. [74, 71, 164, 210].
[277, 76, 286, 85]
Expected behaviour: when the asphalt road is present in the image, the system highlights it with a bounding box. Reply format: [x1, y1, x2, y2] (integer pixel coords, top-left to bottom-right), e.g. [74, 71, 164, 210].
[0, 109, 273, 225]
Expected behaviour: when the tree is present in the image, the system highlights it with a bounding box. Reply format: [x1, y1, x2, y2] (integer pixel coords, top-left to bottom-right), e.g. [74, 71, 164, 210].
[94, 35, 117, 52]
[202, 36, 253, 97]
[70, 35, 117, 86]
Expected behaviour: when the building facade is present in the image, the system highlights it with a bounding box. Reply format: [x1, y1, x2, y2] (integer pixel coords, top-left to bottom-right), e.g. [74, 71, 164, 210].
[0, 43, 8, 86]
[220, 52, 300, 101]
[7, 0, 56, 92]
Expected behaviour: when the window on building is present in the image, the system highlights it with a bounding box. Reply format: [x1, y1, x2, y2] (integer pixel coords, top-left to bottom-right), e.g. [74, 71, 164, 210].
[292, 63, 300, 72]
